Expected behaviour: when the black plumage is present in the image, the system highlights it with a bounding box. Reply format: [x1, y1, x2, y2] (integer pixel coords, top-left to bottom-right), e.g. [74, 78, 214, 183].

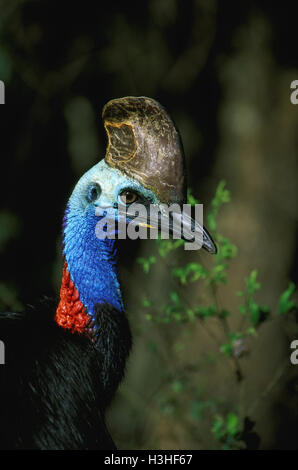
[0, 300, 131, 449]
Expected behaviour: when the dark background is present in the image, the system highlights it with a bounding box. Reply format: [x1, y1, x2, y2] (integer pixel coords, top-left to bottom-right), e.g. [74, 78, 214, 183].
[0, 0, 297, 449]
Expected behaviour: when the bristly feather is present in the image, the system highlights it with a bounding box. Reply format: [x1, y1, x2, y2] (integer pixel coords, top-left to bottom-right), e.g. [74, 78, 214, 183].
[0, 299, 131, 449]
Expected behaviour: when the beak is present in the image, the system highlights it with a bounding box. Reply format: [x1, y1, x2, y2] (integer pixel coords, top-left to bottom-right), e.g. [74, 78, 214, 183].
[120, 203, 217, 254]
[167, 209, 217, 253]
[201, 226, 217, 254]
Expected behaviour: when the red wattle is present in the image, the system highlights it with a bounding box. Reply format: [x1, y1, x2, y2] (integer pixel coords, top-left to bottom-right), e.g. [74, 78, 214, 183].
[55, 261, 91, 334]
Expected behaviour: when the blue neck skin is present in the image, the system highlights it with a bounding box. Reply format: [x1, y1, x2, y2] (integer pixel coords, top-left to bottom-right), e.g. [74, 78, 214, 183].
[63, 204, 124, 318]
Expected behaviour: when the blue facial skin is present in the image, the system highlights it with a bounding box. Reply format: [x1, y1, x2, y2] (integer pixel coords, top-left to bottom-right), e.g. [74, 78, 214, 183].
[63, 160, 159, 319]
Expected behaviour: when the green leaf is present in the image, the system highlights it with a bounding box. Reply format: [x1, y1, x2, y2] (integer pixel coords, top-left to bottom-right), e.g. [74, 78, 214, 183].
[279, 282, 297, 314]
[220, 343, 233, 356]
[207, 212, 217, 232]
[248, 299, 260, 325]
[142, 298, 152, 308]
[162, 292, 188, 323]
[187, 188, 199, 206]
[247, 299, 269, 326]
[216, 235, 238, 262]
[137, 256, 156, 273]
[207, 181, 231, 232]
[226, 413, 239, 437]
[194, 304, 217, 319]
[207, 263, 228, 285]
[211, 415, 225, 440]
[228, 331, 243, 342]
[172, 267, 188, 285]
[245, 270, 261, 295]
[238, 305, 247, 315]
[186, 308, 195, 322]
[188, 263, 207, 282]
[170, 291, 180, 304]
[246, 327, 257, 337]
[172, 263, 207, 285]
[171, 380, 183, 393]
[156, 238, 184, 258]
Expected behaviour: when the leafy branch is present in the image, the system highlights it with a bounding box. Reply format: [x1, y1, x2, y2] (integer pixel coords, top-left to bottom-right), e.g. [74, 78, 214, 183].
[137, 181, 297, 449]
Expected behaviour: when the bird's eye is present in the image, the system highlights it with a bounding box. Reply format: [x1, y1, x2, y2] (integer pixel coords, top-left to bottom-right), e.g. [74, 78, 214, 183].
[119, 190, 139, 205]
[87, 183, 101, 203]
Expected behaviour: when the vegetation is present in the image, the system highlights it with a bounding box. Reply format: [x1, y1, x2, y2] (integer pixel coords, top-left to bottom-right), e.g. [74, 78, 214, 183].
[137, 182, 297, 449]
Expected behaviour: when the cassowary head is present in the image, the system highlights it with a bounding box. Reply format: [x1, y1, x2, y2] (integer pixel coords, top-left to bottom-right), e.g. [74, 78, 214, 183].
[56, 97, 216, 337]
[66, 97, 216, 250]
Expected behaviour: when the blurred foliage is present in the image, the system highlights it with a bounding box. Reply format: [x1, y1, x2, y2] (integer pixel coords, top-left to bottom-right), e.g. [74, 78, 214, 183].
[137, 182, 297, 449]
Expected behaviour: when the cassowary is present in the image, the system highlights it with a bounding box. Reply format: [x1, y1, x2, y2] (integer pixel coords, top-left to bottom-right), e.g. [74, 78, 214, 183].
[0, 97, 216, 450]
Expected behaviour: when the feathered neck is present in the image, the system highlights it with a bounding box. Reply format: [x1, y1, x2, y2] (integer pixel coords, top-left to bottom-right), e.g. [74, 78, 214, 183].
[55, 204, 123, 337]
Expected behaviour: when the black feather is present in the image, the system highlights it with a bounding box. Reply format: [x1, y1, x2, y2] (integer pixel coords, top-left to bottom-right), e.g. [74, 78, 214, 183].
[0, 300, 131, 449]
